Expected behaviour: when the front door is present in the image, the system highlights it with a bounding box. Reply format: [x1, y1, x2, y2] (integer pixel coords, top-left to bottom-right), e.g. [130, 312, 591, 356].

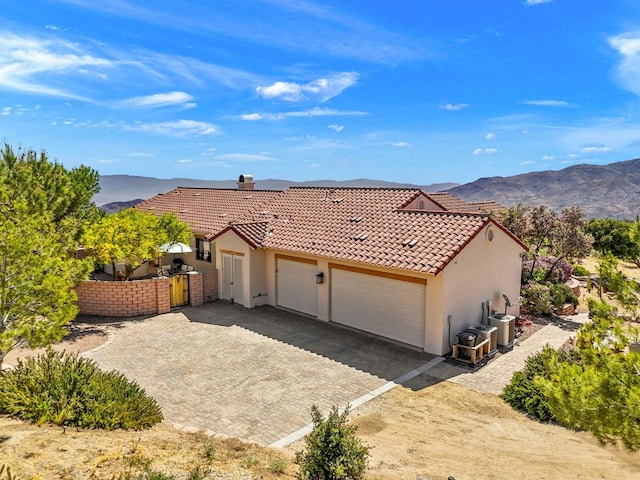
[221, 253, 244, 305]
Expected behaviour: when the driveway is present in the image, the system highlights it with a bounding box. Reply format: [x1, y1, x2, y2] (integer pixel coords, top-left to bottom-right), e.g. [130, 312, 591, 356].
[84, 302, 434, 446]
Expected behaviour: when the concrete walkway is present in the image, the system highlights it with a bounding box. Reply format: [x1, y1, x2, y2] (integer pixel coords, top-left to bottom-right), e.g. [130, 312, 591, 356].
[427, 322, 577, 394]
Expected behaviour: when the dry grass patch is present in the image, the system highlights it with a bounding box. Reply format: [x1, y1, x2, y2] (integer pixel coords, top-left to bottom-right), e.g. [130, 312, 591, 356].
[0, 419, 295, 479]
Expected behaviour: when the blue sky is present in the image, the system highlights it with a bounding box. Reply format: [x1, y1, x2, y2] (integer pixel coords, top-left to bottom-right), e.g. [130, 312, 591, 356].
[1, 0, 639, 185]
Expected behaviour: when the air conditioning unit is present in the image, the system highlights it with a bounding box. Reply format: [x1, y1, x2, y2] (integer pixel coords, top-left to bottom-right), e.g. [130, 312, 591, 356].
[489, 315, 515, 350]
[471, 325, 498, 354]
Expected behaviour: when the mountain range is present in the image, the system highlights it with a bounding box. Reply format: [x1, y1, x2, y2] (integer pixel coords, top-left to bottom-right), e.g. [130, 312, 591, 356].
[98, 158, 640, 219]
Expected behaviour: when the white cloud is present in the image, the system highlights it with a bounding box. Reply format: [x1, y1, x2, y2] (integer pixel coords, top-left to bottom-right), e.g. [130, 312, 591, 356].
[392, 142, 411, 148]
[473, 147, 498, 155]
[0, 32, 112, 99]
[177, 158, 193, 164]
[521, 99, 570, 107]
[240, 113, 263, 121]
[580, 145, 612, 153]
[2, 107, 10, 116]
[567, 153, 578, 159]
[126, 152, 154, 158]
[485, 132, 496, 140]
[116, 91, 196, 109]
[541, 155, 556, 160]
[256, 72, 359, 102]
[439, 103, 468, 111]
[214, 153, 277, 162]
[127, 119, 221, 137]
[239, 107, 368, 121]
[520, 160, 537, 165]
[328, 124, 344, 132]
[310, 163, 321, 168]
[608, 32, 640, 97]
[526, 0, 552, 5]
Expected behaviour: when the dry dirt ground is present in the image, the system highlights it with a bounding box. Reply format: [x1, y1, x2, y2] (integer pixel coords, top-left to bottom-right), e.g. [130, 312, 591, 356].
[2, 320, 640, 479]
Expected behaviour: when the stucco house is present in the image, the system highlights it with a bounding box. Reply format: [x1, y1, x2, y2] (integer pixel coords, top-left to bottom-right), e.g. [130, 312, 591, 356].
[137, 176, 526, 356]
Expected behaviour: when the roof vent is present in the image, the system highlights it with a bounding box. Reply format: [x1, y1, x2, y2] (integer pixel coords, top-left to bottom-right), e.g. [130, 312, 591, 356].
[238, 174, 255, 190]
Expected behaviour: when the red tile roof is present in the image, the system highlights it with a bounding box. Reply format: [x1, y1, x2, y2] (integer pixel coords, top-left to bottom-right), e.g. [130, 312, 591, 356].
[137, 186, 521, 275]
[136, 188, 282, 235]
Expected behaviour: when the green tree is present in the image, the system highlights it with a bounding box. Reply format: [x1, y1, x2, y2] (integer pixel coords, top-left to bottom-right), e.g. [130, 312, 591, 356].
[588, 218, 640, 262]
[82, 209, 190, 280]
[0, 144, 99, 364]
[297, 405, 369, 480]
[535, 299, 640, 450]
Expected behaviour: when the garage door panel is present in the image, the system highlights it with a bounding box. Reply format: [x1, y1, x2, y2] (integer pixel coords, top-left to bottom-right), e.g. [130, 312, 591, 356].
[277, 259, 317, 317]
[331, 269, 425, 348]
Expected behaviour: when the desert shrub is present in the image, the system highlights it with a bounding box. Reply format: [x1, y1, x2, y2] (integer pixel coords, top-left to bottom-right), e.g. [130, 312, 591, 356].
[0, 350, 162, 430]
[521, 283, 552, 315]
[269, 457, 289, 474]
[297, 405, 369, 480]
[549, 283, 578, 309]
[572, 265, 590, 277]
[502, 347, 581, 422]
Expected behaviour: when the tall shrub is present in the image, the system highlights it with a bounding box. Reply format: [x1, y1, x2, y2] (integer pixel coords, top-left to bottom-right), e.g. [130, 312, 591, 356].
[297, 405, 369, 480]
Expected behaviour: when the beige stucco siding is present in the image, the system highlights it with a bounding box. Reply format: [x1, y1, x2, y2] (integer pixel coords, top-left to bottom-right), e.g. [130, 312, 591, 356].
[438, 224, 524, 354]
[215, 231, 254, 308]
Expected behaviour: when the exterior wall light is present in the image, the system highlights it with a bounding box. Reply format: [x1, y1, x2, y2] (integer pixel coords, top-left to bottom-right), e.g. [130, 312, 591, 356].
[316, 272, 324, 284]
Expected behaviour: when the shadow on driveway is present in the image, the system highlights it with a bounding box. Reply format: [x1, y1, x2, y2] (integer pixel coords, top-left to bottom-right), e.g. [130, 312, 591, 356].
[183, 302, 433, 382]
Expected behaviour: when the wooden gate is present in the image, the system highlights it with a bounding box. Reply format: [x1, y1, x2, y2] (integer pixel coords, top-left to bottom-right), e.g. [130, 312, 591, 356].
[170, 274, 189, 308]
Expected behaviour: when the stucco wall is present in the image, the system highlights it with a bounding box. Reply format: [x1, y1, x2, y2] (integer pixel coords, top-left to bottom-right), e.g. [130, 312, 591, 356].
[76, 277, 170, 317]
[215, 231, 253, 307]
[439, 223, 524, 354]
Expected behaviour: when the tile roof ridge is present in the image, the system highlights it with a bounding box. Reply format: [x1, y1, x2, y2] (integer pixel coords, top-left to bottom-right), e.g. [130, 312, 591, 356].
[397, 209, 489, 217]
[174, 186, 284, 192]
[287, 186, 422, 191]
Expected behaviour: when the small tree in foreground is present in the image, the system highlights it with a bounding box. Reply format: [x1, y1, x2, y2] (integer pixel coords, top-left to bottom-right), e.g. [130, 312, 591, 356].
[506, 298, 640, 451]
[297, 405, 369, 480]
[0, 144, 98, 365]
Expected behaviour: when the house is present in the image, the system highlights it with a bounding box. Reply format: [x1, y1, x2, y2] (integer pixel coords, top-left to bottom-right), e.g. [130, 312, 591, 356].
[137, 176, 526, 355]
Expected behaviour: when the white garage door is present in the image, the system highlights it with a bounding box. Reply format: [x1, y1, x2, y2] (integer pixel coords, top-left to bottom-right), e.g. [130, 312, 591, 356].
[277, 257, 318, 317]
[331, 267, 426, 348]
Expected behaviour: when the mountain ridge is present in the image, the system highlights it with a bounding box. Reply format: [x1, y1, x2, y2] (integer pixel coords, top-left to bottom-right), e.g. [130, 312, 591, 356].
[97, 158, 640, 219]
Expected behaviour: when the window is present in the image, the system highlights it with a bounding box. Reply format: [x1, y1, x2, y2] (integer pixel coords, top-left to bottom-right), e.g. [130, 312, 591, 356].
[196, 237, 211, 262]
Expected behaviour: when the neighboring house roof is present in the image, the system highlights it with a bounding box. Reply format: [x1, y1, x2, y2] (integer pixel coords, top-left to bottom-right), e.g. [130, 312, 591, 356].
[137, 186, 524, 276]
[467, 200, 507, 215]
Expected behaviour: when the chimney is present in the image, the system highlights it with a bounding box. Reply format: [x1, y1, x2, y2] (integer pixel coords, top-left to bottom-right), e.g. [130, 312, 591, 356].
[237, 174, 255, 190]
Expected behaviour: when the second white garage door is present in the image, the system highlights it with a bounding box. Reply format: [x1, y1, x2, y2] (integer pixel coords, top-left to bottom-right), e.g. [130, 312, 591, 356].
[331, 267, 426, 348]
[277, 257, 318, 317]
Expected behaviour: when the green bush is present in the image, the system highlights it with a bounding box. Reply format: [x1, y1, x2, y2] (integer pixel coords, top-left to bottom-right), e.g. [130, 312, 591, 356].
[521, 283, 553, 315]
[0, 350, 162, 430]
[549, 283, 578, 309]
[572, 265, 590, 277]
[297, 405, 369, 480]
[501, 347, 581, 422]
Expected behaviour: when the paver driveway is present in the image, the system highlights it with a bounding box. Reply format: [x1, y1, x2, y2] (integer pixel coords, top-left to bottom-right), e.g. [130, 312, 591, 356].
[84, 302, 434, 445]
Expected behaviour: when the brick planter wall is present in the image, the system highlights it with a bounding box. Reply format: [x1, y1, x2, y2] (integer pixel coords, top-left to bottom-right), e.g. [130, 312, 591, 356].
[189, 272, 203, 307]
[201, 270, 219, 303]
[76, 277, 171, 317]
